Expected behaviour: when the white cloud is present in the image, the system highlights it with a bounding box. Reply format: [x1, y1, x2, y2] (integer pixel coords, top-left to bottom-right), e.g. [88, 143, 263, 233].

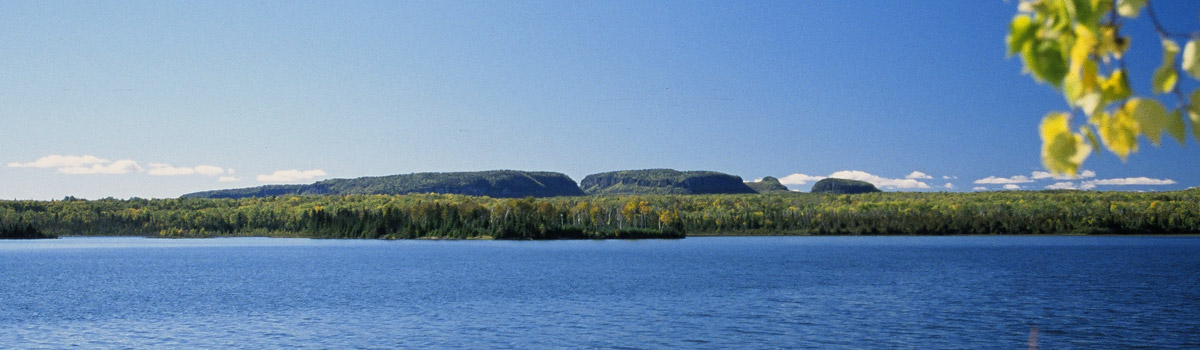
[9, 155, 110, 168]
[906, 171, 933, 180]
[257, 169, 327, 183]
[1045, 182, 1078, 190]
[777, 173, 825, 185]
[943, 183, 954, 189]
[942, 175, 958, 180]
[974, 175, 1034, 185]
[1087, 177, 1176, 186]
[218, 176, 240, 183]
[147, 163, 196, 176]
[147, 163, 227, 176]
[981, 170, 1174, 192]
[9, 154, 236, 179]
[779, 170, 931, 189]
[1032, 169, 1096, 180]
[58, 159, 143, 175]
[195, 165, 225, 176]
[828, 170, 931, 189]
[1047, 176, 1177, 191]
[972, 186, 988, 191]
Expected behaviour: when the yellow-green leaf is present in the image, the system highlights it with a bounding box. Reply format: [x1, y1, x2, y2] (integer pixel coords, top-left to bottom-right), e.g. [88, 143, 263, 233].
[1183, 40, 1200, 79]
[1153, 40, 1180, 94]
[1081, 125, 1102, 151]
[1191, 89, 1200, 141]
[1127, 98, 1169, 146]
[1167, 109, 1187, 146]
[1069, 59, 1102, 115]
[1117, 0, 1146, 18]
[1098, 109, 1140, 160]
[1007, 15, 1038, 56]
[1041, 113, 1087, 175]
[1191, 109, 1200, 143]
[1102, 69, 1131, 102]
[1153, 67, 1178, 94]
[1099, 26, 1130, 59]
[1070, 25, 1098, 64]
[1077, 93, 1103, 116]
[1162, 39, 1180, 65]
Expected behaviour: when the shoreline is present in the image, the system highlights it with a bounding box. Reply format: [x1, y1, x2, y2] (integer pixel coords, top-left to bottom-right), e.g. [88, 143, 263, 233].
[39, 232, 1200, 240]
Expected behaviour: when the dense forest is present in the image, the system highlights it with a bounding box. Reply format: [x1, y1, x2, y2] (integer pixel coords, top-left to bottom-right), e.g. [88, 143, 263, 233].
[2, 189, 1198, 239]
[0, 219, 55, 239]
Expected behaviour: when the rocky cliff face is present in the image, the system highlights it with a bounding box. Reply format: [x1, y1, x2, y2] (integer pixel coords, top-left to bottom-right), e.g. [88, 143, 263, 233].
[745, 176, 791, 193]
[183, 170, 584, 199]
[580, 169, 756, 195]
[809, 178, 881, 194]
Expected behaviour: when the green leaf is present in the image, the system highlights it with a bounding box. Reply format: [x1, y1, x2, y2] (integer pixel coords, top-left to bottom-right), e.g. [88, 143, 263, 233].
[1117, 0, 1146, 18]
[1081, 125, 1102, 151]
[1192, 109, 1200, 143]
[1127, 98, 1169, 146]
[1068, 0, 1095, 25]
[1153, 67, 1178, 94]
[1041, 112, 1090, 175]
[1153, 40, 1180, 94]
[1191, 90, 1200, 142]
[1183, 40, 1200, 80]
[1024, 41, 1069, 87]
[1162, 39, 1180, 65]
[1007, 15, 1038, 56]
[1167, 109, 1187, 146]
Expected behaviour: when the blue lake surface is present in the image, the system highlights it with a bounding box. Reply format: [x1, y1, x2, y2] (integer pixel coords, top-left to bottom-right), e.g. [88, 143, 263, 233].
[1, 236, 1198, 349]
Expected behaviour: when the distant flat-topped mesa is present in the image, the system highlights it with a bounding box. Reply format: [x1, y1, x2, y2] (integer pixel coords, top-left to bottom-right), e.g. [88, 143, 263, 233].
[745, 176, 791, 193]
[182, 170, 585, 199]
[809, 178, 881, 194]
[580, 169, 757, 195]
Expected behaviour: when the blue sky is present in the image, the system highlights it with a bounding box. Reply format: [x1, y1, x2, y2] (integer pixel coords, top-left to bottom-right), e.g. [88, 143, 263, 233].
[2, 1, 1198, 199]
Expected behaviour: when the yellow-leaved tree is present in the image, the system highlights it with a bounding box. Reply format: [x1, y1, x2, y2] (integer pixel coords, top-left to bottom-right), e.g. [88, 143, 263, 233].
[1009, 0, 1199, 175]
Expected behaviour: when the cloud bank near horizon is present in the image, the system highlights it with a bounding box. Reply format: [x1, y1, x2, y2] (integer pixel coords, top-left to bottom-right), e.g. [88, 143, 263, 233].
[9, 154, 241, 181]
[257, 169, 328, 183]
[971, 170, 1175, 191]
[9, 155, 143, 175]
[778, 170, 934, 190]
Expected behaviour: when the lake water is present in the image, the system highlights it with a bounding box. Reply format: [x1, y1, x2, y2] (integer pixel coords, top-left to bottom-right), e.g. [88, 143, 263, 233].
[1, 236, 1198, 349]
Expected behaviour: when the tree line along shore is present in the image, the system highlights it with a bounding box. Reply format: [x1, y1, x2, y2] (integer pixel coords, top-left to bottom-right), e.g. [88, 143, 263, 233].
[2, 189, 1198, 239]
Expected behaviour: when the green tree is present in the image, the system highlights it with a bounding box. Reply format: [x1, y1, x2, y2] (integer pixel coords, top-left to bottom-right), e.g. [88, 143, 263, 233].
[1009, 0, 1200, 175]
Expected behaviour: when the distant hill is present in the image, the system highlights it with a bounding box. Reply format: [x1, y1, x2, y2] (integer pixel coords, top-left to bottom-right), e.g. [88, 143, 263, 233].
[580, 169, 757, 195]
[745, 176, 791, 193]
[810, 178, 881, 194]
[182, 170, 585, 199]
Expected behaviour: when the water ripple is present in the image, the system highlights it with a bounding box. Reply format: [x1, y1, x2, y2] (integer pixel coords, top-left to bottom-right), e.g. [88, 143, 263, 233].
[0, 236, 1198, 348]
